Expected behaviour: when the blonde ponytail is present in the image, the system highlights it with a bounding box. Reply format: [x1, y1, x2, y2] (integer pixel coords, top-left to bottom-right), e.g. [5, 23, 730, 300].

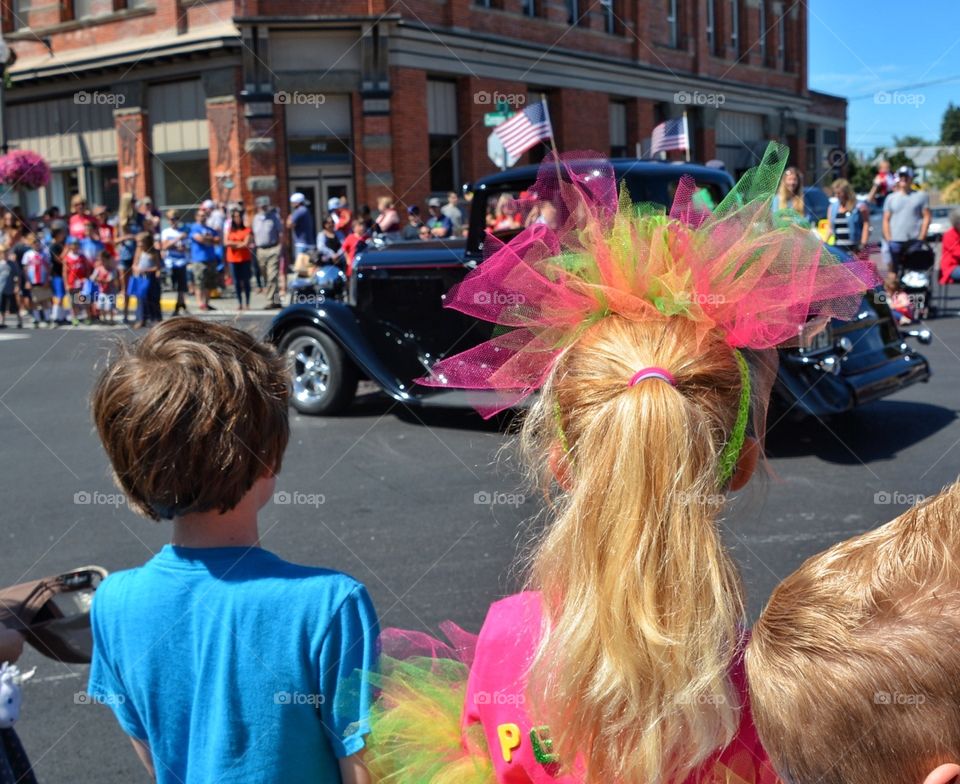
[521, 315, 750, 784]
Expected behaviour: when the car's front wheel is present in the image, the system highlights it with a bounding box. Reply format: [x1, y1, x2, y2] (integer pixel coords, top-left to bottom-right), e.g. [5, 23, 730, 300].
[280, 327, 358, 415]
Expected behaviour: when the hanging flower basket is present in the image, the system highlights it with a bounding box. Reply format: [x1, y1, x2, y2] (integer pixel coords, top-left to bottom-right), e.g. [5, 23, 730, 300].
[0, 150, 51, 191]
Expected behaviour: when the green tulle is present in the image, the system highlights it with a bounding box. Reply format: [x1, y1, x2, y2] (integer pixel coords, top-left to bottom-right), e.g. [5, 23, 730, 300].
[366, 655, 495, 784]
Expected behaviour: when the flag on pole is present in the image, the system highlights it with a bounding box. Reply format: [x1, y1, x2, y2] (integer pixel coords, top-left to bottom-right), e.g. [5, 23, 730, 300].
[650, 115, 689, 156]
[493, 102, 553, 160]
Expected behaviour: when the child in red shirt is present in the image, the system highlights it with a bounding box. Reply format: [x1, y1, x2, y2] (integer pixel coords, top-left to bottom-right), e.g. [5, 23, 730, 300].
[22, 235, 52, 327]
[64, 236, 93, 325]
[342, 220, 367, 277]
[92, 250, 118, 324]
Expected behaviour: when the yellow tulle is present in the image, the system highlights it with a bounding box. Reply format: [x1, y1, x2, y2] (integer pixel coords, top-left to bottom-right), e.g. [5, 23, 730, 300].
[366, 655, 496, 784]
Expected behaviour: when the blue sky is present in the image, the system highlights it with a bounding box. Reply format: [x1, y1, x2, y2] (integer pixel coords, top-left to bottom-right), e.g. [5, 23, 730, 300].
[807, 0, 960, 156]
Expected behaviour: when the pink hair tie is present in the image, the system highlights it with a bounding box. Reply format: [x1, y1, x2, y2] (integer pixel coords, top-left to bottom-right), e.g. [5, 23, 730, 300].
[628, 367, 676, 387]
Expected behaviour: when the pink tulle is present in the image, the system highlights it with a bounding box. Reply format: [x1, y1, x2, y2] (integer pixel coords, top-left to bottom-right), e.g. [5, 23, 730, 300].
[381, 622, 480, 668]
[417, 144, 878, 417]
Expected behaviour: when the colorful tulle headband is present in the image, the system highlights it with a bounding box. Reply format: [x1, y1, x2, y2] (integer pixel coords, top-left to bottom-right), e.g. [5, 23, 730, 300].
[418, 142, 876, 445]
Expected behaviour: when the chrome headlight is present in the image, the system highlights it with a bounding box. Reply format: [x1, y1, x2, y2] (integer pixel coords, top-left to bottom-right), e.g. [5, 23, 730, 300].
[315, 265, 347, 297]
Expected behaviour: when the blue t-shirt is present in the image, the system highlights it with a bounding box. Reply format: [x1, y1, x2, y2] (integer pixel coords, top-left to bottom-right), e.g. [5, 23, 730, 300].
[291, 205, 315, 246]
[188, 223, 219, 264]
[80, 237, 104, 262]
[88, 545, 379, 784]
[118, 213, 146, 264]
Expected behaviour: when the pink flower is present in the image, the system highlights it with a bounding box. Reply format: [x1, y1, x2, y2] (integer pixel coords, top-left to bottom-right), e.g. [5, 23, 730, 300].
[0, 150, 51, 190]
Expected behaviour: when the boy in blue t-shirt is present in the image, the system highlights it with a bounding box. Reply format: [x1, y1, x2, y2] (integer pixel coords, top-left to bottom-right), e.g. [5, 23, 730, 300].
[187, 209, 220, 311]
[87, 319, 378, 784]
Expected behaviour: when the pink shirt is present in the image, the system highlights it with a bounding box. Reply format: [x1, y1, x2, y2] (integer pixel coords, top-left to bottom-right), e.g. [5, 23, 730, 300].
[462, 592, 776, 784]
[69, 212, 97, 240]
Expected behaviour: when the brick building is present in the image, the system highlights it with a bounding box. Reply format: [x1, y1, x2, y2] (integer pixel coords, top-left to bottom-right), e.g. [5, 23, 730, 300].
[2, 0, 846, 224]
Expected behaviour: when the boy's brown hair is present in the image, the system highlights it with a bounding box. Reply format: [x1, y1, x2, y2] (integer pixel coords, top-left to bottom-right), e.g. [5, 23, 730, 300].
[92, 319, 289, 520]
[746, 483, 960, 784]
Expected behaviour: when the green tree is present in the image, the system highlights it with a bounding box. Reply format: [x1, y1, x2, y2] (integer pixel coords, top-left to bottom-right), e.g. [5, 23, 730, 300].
[927, 148, 960, 189]
[846, 152, 875, 193]
[886, 150, 918, 173]
[892, 134, 932, 147]
[942, 103, 960, 144]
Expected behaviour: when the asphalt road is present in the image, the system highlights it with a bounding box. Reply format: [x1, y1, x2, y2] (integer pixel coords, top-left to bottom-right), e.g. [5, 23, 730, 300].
[2, 313, 960, 782]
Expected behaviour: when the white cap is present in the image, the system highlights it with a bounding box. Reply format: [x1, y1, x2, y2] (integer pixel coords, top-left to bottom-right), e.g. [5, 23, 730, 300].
[327, 197, 342, 211]
[201, 199, 215, 210]
[290, 192, 306, 205]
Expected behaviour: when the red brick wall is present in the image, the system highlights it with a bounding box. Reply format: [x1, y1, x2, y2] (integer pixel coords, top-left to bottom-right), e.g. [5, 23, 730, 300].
[115, 110, 151, 201]
[7, 0, 232, 60]
[207, 99, 242, 205]
[240, 103, 289, 212]
[8, 0, 810, 102]
[352, 100, 394, 209]
[553, 89, 608, 153]
[625, 99, 656, 157]
[389, 67, 431, 212]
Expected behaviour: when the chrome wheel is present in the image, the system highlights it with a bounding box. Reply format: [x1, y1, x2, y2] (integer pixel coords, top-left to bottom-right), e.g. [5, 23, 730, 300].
[279, 327, 358, 415]
[287, 335, 331, 406]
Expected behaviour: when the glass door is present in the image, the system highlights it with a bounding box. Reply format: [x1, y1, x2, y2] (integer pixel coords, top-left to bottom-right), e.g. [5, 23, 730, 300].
[289, 180, 321, 233]
[321, 174, 354, 218]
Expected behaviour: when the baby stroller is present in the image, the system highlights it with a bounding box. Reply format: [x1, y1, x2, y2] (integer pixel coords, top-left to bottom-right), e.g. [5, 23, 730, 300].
[897, 240, 935, 319]
[0, 566, 106, 784]
[0, 566, 107, 664]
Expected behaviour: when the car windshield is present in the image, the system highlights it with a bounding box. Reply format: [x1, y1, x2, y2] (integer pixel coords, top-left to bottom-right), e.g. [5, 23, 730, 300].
[478, 173, 729, 244]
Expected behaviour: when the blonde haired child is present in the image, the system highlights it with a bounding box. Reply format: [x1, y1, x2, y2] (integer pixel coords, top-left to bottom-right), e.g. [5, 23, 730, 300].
[365, 144, 875, 784]
[746, 482, 960, 784]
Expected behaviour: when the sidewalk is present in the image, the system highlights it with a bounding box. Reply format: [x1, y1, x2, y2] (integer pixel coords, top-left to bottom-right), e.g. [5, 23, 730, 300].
[125, 286, 283, 316]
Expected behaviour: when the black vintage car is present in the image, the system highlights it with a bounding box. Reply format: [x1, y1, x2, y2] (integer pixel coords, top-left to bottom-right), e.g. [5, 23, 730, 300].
[266, 160, 931, 417]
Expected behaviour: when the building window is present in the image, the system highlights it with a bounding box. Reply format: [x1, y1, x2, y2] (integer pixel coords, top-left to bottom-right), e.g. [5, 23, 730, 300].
[610, 102, 628, 158]
[600, 0, 616, 33]
[152, 154, 212, 211]
[758, 0, 767, 64]
[567, 0, 585, 25]
[12, 0, 31, 29]
[730, 0, 740, 54]
[427, 80, 459, 194]
[72, 0, 114, 19]
[705, 0, 716, 53]
[521, 0, 537, 15]
[777, 10, 786, 65]
[666, 0, 679, 47]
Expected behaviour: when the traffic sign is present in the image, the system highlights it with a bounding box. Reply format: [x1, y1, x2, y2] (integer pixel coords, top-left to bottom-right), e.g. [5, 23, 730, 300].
[484, 112, 509, 127]
[827, 147, 847, 168]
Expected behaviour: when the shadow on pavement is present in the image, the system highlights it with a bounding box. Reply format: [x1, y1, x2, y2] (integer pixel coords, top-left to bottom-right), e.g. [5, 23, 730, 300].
[765, 400, 957, 464]
[318, 389, 519, 434]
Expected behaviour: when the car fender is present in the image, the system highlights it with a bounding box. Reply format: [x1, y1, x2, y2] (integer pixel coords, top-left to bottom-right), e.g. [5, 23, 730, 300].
[265, 303, 418, 404]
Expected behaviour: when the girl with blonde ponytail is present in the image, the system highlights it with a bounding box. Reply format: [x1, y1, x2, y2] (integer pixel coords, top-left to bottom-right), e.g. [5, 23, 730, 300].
[364, 144, 875, 784]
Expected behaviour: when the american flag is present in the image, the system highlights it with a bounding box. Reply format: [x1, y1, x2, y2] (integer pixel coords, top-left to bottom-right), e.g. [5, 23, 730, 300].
[494, 102, 553, 159]
[650, 116, 689, 155]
